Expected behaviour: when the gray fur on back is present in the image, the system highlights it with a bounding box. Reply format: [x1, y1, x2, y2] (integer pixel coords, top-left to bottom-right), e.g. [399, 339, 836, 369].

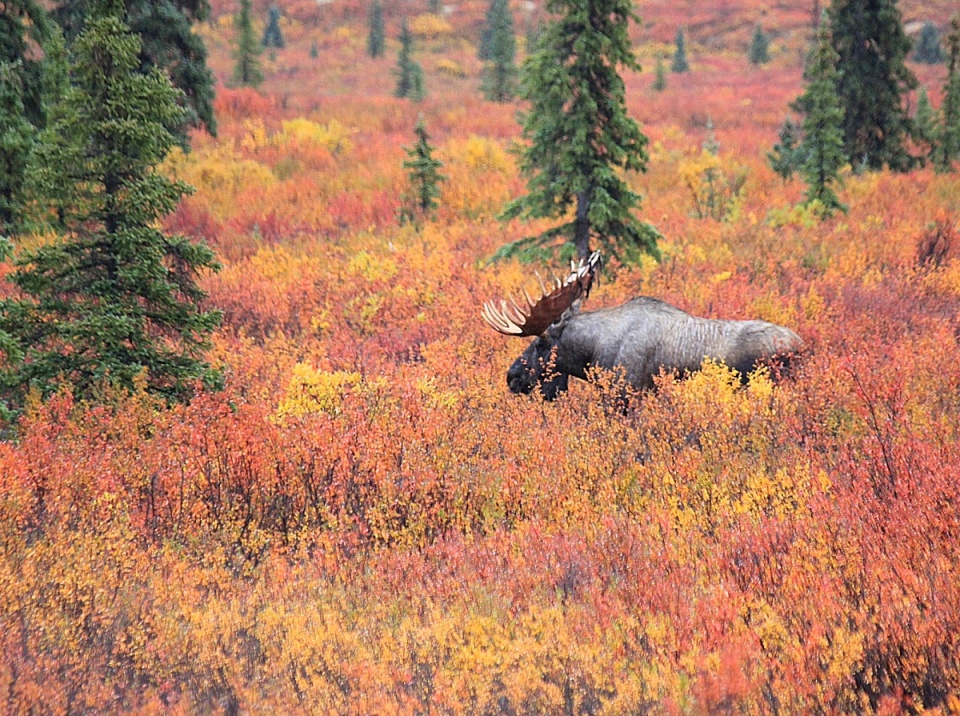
[507, 297, 804, 398]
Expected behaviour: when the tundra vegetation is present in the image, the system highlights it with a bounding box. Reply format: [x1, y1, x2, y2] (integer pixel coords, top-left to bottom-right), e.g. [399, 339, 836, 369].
[1, 0, 960, 713]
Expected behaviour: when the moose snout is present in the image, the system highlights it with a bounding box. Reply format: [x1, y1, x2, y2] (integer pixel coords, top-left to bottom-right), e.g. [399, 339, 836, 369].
[506, 360, 534, 394]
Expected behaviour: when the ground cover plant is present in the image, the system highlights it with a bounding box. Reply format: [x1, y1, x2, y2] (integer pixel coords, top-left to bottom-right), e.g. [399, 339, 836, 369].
[2, 0, 960, 712]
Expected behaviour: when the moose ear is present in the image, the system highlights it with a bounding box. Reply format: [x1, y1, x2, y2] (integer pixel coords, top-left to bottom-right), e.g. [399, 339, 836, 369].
[547, 301, 579, 335]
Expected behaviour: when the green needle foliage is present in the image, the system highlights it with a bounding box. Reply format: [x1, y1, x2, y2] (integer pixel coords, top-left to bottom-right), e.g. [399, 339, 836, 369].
[498, 0, 660, 264]
[367, 0, 384, 58]
[768, 116, 804, 182]
[52, 0, 217, 141]
[914, 21, 945, 64]
[914, 87, 936, 163]
[829, 0, 917, 172]
[232, 0, 263, 88]
[262, 5, 284, 49]
[0, 0, 49, 239]
[934, 16, 960, 172]
[400, 116, 444, 225]
[0, 0, 50, 128]
[797, 15, 847, 216]
[394, 19, 424, 100]
[672, 26, 689, 73]
[0, 0, 222, 412]
[480, 0, 517, 102]
[748, 23, 770, 65]
[0, 63, 35, 238]
[652, 55, 667, 92]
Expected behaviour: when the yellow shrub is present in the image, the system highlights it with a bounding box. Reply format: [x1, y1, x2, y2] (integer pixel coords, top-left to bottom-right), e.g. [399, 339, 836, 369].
[346, 250, 398, 282]
[436, 57, 467, 77]
[627, 361, 818, 535]
[242, 117, 354, 156]
[447, 135, 513, 174]
[240, 118, 270, 152]
[275, 118, 354, 155]
[161, 145, 275, 216]
[677, 149, 749, 221]
[409, 13, 453, 40]
[275, 364, 361, 419]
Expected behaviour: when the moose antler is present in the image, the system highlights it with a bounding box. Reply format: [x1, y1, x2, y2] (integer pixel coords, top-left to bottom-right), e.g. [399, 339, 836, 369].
[482, 251, 601, 336]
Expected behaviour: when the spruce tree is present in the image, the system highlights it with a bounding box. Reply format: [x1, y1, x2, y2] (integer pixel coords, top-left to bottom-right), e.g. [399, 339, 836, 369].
[672, 26, 689, 73]
[0, 0, 221, 410]
[367, 0, 385, 59]
[262, 5, 284, 49]
[478, 0, 495, 60]
[702, 117, 720, 156]
[914, 86, 936, 163]
[0, 0, 50, 128]
[480, 0, 517, 102]
[408, 61, 426, 102]
[52, 0, 217, 141]
[748, 23, 770, 65]
[400, 116, 444, 223]
[232, 0, 262, 88]
[524, 18, 543, 55]
[829, 0, 917, 171]
[0, 0, 49, 237]
[652, 55, 667, 92]
[31, 27, 72, 232]
[797, 16, 846, 215]
[934, 16, 960, 172]
[394, 19, 424, 99]
[0, 63, 34, 238]
[914, 21, 944, 64]
[768, 116, 804, 181]
[499, 0, 660, 263]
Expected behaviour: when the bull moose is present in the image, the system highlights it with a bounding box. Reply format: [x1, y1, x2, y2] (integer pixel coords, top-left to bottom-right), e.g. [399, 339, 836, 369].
[482, 252, 803, 400]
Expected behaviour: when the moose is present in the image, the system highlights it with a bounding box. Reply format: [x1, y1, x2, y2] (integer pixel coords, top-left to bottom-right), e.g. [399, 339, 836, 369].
[482, 252, 804, 400]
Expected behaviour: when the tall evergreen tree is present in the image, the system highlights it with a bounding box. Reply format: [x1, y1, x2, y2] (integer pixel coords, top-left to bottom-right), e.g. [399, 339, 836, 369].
[52, 0, 216, 141]
[672, 26, 689, 73]
[913, 86, 937, 163]
[499, 0, 660, 263]
[408, 61, 426, 102]
[0, 62, 34, 237]
[829, 0, 917, 172]
[480, 0, 517, 102]
[0, 0, 221, 410]
[232, 0, 262, 88]
[394, 19, 424, 99]
[748, 23, 770, 65]
[400, 116, 444, 224]
[914, 21, 945, 64]
[524, 17, 543, 55]
[262, 5, 284, 49]
[797, 15, 846, 215]
[652, 55, 667, 92]
[367, 0, 384, 58]
[0, 0, 50, 127]
[934, 16, 960, 172]
[0, 0, 49, 238]
[478, 0, 497, 60]
[31, 27, 72, 232]
[768, 116, 804, 181]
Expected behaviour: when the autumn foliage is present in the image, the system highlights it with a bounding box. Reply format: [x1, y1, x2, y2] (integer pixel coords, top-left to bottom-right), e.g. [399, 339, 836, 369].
[2, 1, 960, 713]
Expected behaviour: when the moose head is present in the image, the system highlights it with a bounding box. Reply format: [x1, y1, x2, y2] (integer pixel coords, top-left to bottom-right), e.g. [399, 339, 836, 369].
[482, 252, 602, 400]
